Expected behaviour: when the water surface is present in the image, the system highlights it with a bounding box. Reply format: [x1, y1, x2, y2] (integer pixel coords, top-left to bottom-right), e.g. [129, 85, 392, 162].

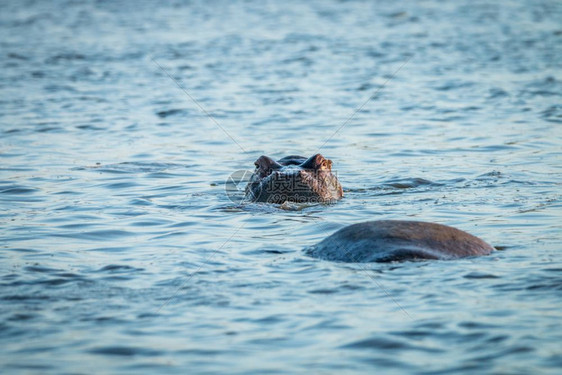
[1, 0, 561, 373]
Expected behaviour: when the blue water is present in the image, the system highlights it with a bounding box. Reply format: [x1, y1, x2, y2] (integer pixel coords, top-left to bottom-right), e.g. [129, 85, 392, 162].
[1, 0, 561, 373]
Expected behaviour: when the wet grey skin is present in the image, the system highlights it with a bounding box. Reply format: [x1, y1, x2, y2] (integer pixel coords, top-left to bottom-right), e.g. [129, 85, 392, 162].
[245, 154, 343, 204]
[305, 220, 494, 263]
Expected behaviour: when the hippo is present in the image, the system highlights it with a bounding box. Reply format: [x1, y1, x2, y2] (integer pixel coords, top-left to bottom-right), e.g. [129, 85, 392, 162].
[244, 154, 492, 262]
[245, 154, 343, 203]
[305, 220, 494, 262]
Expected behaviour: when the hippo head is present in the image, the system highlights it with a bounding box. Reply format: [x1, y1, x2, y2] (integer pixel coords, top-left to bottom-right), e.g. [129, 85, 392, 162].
[245, 154, 343, 204]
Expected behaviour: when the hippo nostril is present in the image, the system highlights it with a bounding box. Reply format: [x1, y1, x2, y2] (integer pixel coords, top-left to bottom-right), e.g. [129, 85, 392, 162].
[298, 170, 310, 180]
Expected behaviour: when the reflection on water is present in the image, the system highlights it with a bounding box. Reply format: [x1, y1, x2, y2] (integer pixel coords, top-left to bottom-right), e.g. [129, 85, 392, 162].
[1, 0, 561, 373]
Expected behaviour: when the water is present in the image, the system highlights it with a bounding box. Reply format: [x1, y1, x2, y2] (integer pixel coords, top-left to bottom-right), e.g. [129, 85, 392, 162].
[1, 0, 561, 373]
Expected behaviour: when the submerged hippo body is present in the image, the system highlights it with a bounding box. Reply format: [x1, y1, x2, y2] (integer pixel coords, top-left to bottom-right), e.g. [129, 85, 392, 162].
[305, 220, 494, 262]
[245, 154, 343, 204]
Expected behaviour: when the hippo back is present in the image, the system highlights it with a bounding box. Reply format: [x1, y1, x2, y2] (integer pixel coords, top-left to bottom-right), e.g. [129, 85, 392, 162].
[305, 220, 494, 262]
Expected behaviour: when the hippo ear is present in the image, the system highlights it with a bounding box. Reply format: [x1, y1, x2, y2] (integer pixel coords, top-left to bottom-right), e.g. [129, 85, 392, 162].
[299, 154, 332, 171]
[254, 155, 282, 177]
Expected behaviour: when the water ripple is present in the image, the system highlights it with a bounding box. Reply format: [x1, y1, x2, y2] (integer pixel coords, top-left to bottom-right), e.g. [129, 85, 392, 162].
[1, 0, 561, 373]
